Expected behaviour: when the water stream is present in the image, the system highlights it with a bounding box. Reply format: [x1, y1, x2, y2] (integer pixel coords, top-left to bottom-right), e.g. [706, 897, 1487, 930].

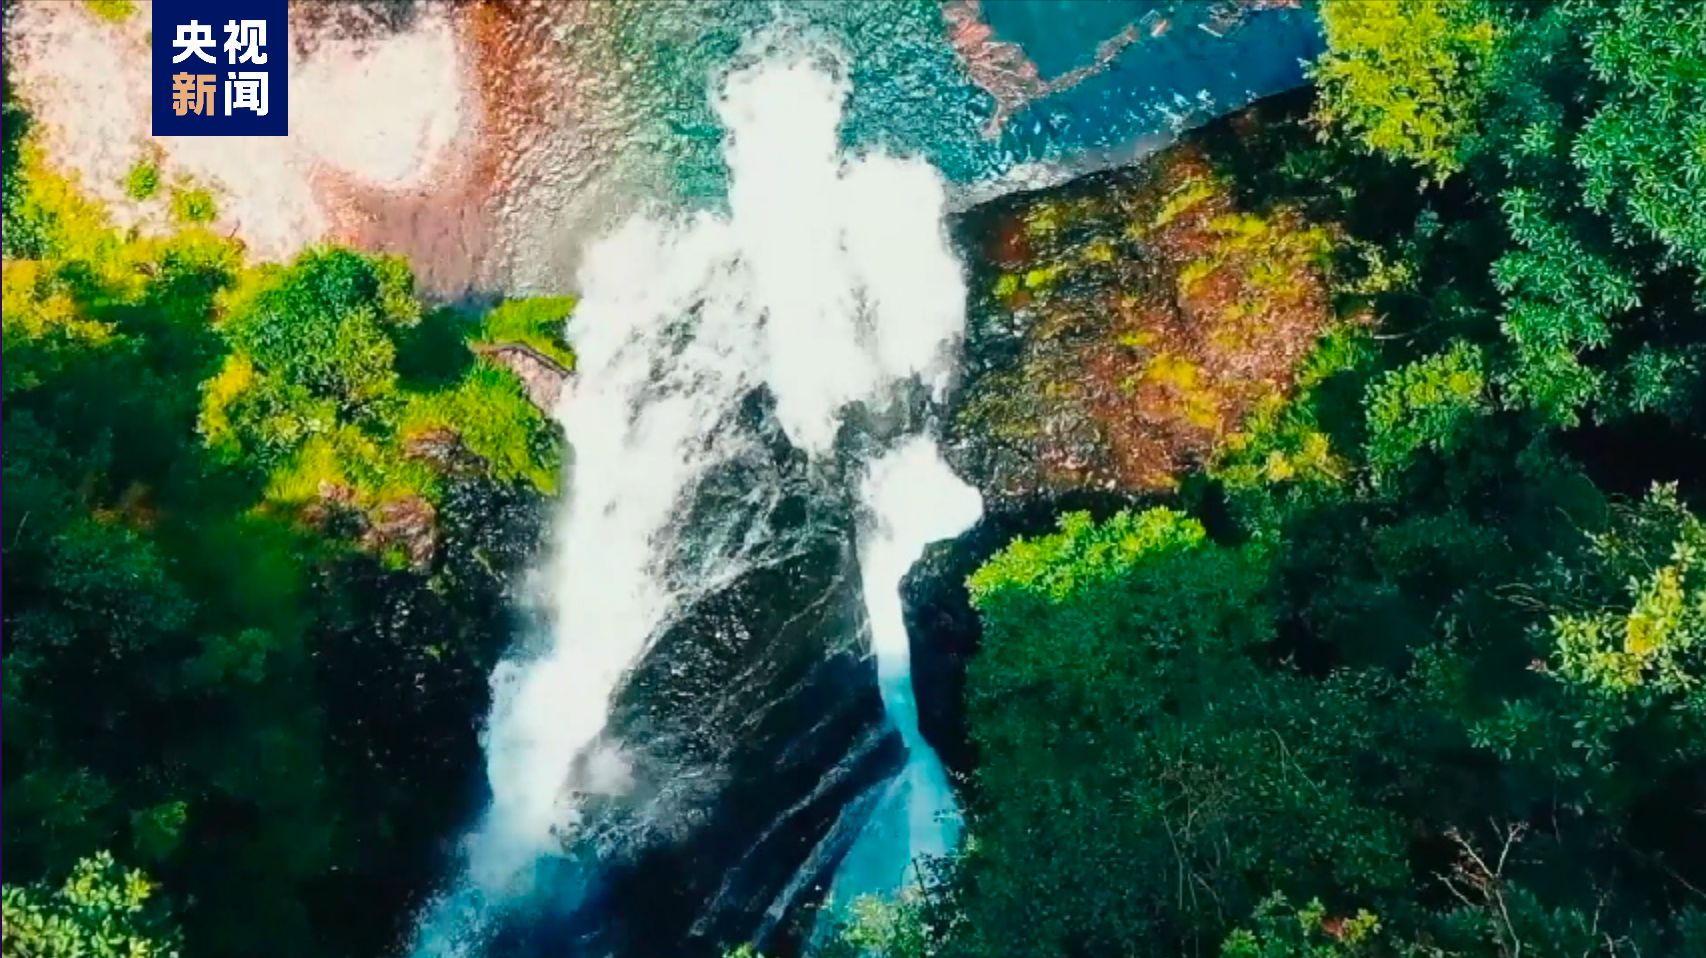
[413, 40, 969, 956]
[387, 2, 1330, 949]
[4, 2, 1325, 954]
[823, 440, 983, 916]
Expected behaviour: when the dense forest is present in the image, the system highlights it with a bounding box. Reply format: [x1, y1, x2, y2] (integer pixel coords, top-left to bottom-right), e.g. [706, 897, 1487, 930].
[851, 1, 1706, 956]
[0, 31, 571, 953]
[6, 0, 1706, 957]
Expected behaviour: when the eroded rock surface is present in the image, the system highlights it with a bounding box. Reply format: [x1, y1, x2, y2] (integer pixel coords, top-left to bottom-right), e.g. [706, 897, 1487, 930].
[945, 134, 1339, 505]
[914, 104, 1345, 780]
[504, 391, 901, 958]
[476, 342, 572, 411]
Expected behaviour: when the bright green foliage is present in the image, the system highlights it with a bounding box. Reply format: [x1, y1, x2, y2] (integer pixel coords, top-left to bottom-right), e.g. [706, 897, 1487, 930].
[202, 247, 561, 510]
[3, 103, 560, 958]
[124, 160, 158, 201]
[1364, 340, 1488, 479]
[399, 363, 560, 493]
[1475, 0, 1706, 424]
[957, 509, 1404, 958]
[221, 248, 414, 414]
[169, 187, 216, 224]
[473, 296, 577, 369]
[1490, 186, 1638, 422]
[967, 507, 1210, 604]
[1540, 485, 1706, 768]
[1, 853, 179, 958]
[2, 135, 155, 276]
[1314, 0, 1706, 427]
[84, 0, 136, 22]
[1574, 0, 1706, 273]
[1311, 0, 1501, 180]
[932, 6, 1706, 955]
[1220, 894, 1381, 958]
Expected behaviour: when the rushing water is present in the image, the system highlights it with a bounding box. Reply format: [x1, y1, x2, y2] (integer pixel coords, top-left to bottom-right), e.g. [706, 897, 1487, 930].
[823, 440, 983, 918]
[3, 1, 1324, 953]
[395, 4, 1331, 953]
[413, 37, 970, 956]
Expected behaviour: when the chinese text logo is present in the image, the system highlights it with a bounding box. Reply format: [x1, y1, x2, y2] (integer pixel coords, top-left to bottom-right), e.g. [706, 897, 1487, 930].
[153, 2, 287, 136]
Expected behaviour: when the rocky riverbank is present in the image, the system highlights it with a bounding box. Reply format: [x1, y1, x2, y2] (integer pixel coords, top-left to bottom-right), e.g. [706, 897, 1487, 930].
[909, 94, 1343, 784]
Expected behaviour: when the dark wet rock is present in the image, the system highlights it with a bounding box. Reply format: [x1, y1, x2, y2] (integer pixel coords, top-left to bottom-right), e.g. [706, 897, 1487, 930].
[305, 474, 551, 955]
[507, 390, 902, 958]
[305, 484, 437, 568]
[900, 520, 1007, 783]
[602, 535, 902, 957]
[364, 496, 439, 567]
[477, 342, 571, 411]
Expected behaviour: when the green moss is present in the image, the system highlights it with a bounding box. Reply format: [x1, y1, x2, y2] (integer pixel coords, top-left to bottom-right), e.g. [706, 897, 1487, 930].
[86, 0, 135, 22]
[1178, 258, 1216, 291]
[171, 187, 216, 224]
[1083, 239, 1116, 263]
[1023, 202, 1063, 238]
[471, 297, 577, 369]
[124, 160, 159, 201]
[1023, 264, 1063, 290]
[398, 363, 561, 495]
[1151, 176, 1219, 229]
[1213, 326, 1370, 499]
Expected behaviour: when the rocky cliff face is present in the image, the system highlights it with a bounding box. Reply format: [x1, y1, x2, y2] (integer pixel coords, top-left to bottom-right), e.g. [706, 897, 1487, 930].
[501, 391, 901, 958]
[912, 104, 1342, 780]
[944, 135, 1337, 504]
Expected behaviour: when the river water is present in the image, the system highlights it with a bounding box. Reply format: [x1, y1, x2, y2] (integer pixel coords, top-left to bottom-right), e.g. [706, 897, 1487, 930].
[7, 2, 1321, 954]
[413, 41, 976, 958]
[412, 4, 1319, 954]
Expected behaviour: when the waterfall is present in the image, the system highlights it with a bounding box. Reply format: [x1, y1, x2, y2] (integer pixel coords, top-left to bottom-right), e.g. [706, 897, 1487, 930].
[823, 439, 983, 913]
[413, 39, 971, 956]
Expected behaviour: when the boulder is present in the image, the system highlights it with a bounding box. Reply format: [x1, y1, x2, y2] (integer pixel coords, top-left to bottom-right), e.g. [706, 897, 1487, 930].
[505, 390, 902, 958]
[943, 136, 1338, 506]
[476, 342, 572, 412]
[914, 111, 1341, 781]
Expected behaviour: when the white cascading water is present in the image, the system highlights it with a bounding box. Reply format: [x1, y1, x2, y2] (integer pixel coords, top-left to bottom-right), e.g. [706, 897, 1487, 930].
[825, 439, 983, 910]
[415, 40, 976, 954]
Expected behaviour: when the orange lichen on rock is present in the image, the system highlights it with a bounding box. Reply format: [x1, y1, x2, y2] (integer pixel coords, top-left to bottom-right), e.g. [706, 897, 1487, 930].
[948, 141, 1340, 499]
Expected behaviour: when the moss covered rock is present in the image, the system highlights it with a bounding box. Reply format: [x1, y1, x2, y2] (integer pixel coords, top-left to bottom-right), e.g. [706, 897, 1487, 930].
[947, 132, 1342, 502]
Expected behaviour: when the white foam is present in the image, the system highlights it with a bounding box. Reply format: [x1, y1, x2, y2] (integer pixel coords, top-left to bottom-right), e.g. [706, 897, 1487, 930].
[414, 49, 970, 952]
[821, 437, 982, 916]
